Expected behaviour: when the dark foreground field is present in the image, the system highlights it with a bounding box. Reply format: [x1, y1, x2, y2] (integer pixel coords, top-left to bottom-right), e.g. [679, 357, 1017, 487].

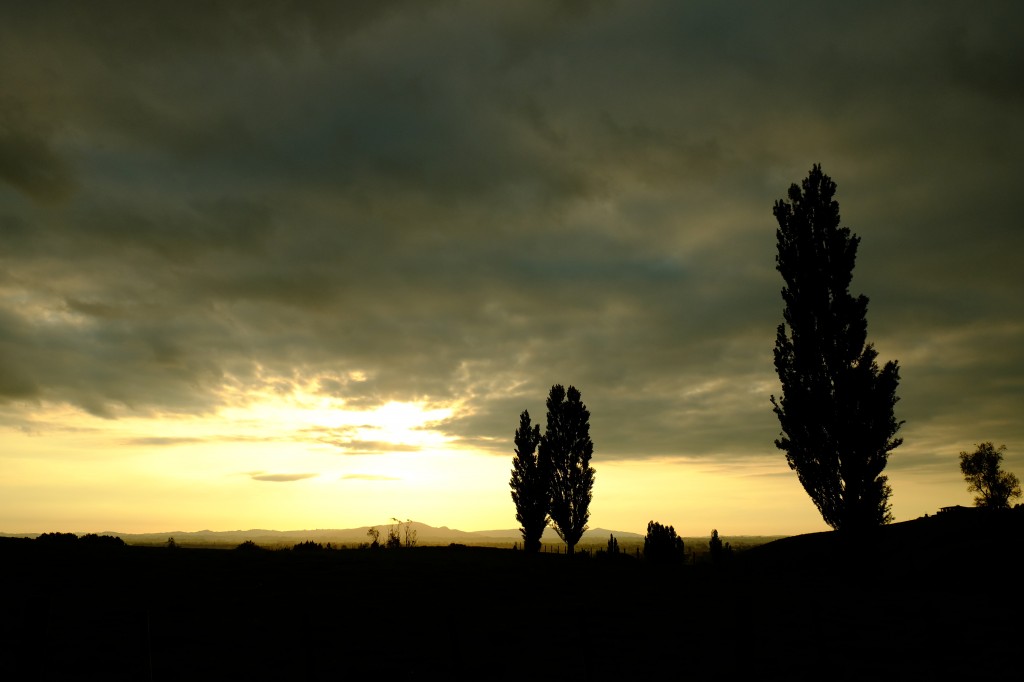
[2, 510, 1020, 681]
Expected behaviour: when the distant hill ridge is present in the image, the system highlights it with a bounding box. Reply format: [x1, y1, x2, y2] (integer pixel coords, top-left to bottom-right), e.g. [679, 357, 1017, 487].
[0, 522, 784, 548]
[2, 522, 644, 547]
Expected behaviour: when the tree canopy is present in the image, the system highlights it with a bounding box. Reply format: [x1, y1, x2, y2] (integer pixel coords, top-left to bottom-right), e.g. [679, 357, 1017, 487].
[959, 442, 1022, 509]
[644, 521, 685, 564]
[510, 409, 547, 552]
[771, 164, 903, 531]
[541, 384, 595, 555]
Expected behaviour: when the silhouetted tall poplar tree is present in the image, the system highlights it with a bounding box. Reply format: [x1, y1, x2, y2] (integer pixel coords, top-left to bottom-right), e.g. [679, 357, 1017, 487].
[510, 410, 547, 552]
[541, 384, 594, 555]
[771, 164, 903, 532]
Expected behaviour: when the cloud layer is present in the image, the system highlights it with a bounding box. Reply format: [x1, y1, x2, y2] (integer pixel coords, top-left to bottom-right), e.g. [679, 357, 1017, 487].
[2, 1, 1022, 475]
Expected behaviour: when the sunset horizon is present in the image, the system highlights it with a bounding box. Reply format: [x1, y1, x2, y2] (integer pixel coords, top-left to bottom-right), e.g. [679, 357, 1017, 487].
[3, 2, 1021, 542]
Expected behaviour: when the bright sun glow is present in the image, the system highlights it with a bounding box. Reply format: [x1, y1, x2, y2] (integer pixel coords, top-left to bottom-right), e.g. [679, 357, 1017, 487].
[0, 372, 485, 533]
[211, 372, 460, 453]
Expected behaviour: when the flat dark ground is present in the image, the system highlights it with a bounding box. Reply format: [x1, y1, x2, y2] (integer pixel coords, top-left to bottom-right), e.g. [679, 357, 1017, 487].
[2, 510, 1020, 681]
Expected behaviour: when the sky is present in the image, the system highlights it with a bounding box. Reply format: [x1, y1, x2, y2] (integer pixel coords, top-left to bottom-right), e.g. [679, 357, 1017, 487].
[2, 1, 1022, 537]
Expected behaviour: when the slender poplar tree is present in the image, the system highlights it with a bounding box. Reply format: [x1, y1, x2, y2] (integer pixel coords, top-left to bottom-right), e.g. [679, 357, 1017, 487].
[771, 164, 903, 531]
[541, 384, 595, 555]
[510, 409, 546, 552]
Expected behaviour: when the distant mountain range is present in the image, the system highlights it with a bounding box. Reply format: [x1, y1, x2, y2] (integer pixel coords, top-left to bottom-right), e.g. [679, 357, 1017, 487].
[2, 522, 642, 548]
[1, 521, 786, 549]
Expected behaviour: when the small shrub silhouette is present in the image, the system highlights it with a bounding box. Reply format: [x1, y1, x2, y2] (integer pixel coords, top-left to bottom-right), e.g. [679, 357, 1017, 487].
[366, 527, 381, 549]
[386, 525, 401, 549]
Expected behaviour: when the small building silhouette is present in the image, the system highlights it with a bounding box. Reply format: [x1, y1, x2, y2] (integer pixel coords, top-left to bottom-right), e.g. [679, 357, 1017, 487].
[937, 505, 977, 515]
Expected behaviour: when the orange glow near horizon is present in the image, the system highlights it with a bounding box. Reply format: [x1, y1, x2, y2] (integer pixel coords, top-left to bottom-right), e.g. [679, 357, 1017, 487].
[0, 381, 975, 537]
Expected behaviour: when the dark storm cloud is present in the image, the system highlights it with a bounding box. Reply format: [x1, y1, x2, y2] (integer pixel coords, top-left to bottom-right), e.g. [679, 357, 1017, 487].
[0, 124, 76, 204]
[1, 1, 1022, 471]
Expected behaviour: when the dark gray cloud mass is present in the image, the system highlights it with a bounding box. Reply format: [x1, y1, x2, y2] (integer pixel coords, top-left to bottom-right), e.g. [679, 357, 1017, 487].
[1, 2, 1022, 472]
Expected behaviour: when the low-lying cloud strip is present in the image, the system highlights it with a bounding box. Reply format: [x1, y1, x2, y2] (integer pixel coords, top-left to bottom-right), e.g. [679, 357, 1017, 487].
[249, 472, 318, 483]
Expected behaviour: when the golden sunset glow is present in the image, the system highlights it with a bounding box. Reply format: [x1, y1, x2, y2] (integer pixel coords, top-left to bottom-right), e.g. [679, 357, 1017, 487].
[2, 1, 1021, 540]
[3, 384, 952, 536]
